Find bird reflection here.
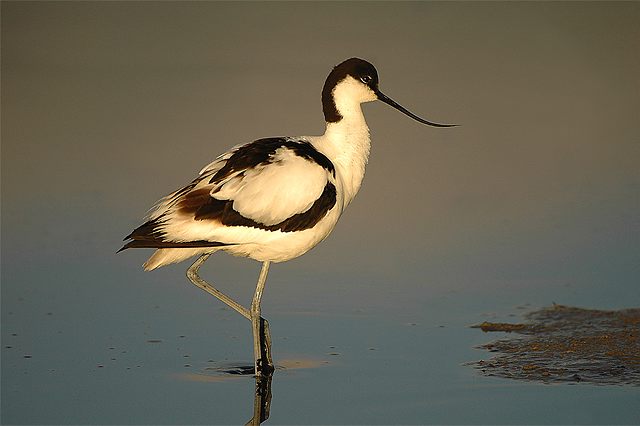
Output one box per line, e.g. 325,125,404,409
179,355,328,424
222,355,329,423
193,363,273,424
245,372,272,426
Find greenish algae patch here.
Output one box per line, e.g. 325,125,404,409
469,304,640,386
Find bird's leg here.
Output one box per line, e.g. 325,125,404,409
260,317,273,372
251,261,273,376
186,254,251,320
187,254,273,375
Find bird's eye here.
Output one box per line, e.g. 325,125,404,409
360,75,372,84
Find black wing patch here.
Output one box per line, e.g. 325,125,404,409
178,181,337,232
210,137,335,184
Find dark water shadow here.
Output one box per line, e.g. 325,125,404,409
468,304,640,386
215,364,257,376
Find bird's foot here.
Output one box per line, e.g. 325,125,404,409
256,358,275,377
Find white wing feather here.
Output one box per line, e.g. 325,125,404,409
213,147,329,225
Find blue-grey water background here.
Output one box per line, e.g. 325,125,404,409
2,2,639,424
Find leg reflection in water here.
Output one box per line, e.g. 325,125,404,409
246,372,272,426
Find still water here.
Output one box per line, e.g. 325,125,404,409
2,249,639,424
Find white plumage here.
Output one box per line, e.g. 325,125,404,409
220,148,330,225
139,136,344,269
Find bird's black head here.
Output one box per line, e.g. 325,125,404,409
322,58,379,122
322,57,456,127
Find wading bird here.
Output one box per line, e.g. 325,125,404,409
120,58,455,376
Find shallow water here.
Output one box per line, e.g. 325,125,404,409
3,266,640,424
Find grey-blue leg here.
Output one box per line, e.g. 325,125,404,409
186,254,273,375
251,261,273,375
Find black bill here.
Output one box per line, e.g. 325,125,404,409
376,90,457,128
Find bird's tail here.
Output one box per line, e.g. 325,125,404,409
142,248,220,271
119,217,230,270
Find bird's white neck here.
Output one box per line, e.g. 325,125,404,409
315,103,371,209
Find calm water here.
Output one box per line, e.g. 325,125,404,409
3,2,639,424
2,252,639,424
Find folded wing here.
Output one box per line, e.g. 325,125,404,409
120,137,337,251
